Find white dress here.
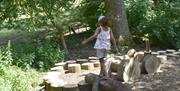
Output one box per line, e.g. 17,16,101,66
94,26,111,50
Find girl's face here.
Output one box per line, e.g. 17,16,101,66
99,18,108,26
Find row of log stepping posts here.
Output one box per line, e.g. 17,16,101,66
43,49,180,91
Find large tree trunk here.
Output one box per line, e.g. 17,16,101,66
51,20,68,54
105,0,130,39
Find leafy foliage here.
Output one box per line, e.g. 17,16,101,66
125,0,180,48
0,42,39,91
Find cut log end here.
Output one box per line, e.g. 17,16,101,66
68,64,81,73
63,84,79,91
144,54,161,74
127,49,136,57
81,62,94,70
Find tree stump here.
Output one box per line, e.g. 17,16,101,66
99,78,132,91
44,80,51,91
88,57,98,60
117,59,128,81
81,62,94,70
78,80,92,91
135,52,144,62
151,52,160,56
157,55,167,63
89,59,99,63
166,49,176,53
68,64,81,73
157,50,166,55
127,49,136,57
85,73,100,85
93,61,100,68
123,57,141,82
63,84,79,91
117,54,141,82
65,60,76,70
111,60,121,72
50,79,66,91
50,66,65,73
115,55,130,60
76,59,88,64
143,54,161,74
85,73,132,91
54,62,66,67
166,54,179,60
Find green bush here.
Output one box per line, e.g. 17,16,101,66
0,42,39,91
34,41,64,70
126,0,180,49
10,37,64,70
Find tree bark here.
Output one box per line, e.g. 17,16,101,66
105,0,130,40
85,73,132,91
51,20,68,54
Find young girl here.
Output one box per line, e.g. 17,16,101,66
81,16,117,77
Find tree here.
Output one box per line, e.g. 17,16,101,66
0,0,75,53
105,0,130,41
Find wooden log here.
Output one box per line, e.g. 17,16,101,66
111,60,120,72
88,57,98,60
50,79,66,91
127,49,136,57
99,78,132,91
93,61,100,68
123,56,141,82
144,54,161,74
66,60,77,64
64,60,76,70
115,55,130,60
134,52,144,62
68,64,81,73
166,54,179,59
157,50,166,55
105,57,114,77
89,59,99,63
85,73,100,85
173,51,180,55
117,59,128,81
117,53,141,82
85,73,131,91
78,80,92,91
54,62,66,67
157,55,167,63
76,59,88,64
44,80,51,91
63,84,79,91
81,62,94,70
151,52,160,56
50,66,65,73
43,71,61,81
166,49,176,53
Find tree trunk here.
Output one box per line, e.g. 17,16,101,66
105,0,130,39
51,20,68,54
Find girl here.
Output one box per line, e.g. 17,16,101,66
81,16,117,77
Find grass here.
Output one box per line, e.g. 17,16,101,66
0,28,65,91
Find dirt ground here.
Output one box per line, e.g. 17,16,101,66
68,43,180,91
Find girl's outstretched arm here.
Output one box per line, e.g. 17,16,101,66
81,27,100,45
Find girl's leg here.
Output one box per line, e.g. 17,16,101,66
99,58,108,77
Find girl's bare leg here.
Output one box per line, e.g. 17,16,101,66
99,58,108,77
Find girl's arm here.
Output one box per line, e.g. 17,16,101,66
110,29,118,50
81,27,100,45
